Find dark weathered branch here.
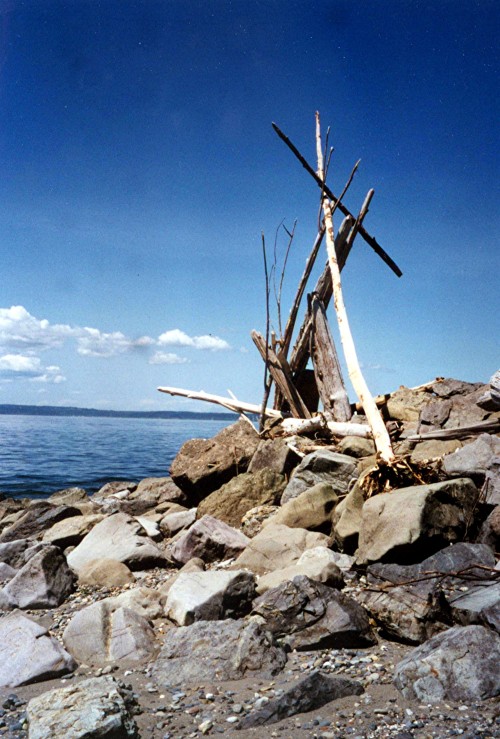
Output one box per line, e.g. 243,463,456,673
402,419,500,441
311,295,352,422
272,122,403,278
252,330,311,419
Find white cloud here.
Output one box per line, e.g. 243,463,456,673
149,351,189,365
77,328,154,357
0,354,66,383
0,306,75,352
158,328,230,351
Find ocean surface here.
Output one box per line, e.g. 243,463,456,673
0,414,231,499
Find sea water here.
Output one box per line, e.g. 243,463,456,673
0,415,230,499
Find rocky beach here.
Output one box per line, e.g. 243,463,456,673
0,377,499,738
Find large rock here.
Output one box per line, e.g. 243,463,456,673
0,545,75,609
48,487,90,506
232,524,330,576
196,469,286,527
264,482,338,532
67,512,167,573
108,587,163,621
170,420,260,503
356,478,480,565
0,538,32,568
0,611,76,687
152,618,286,685
448,581,500,629
0,501,82,543
165,569,256,625
42,514,104,549
121,477,186,515
477,505,500,551
281,450,357,505
332,473,369,553
160,507,197,536
63,601,158,666
385,385,432,422
253,575,376,651
238,670,364,728
26,676,139,739
443,434,500,505
248,437,300,475
170,514,249,565
394,625,500,703
256,546,344,594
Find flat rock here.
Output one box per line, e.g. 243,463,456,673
152,618,287,685
394,624,500,703
238,670,364,728
196,469,286,527
42,514,104,549
170,420,260,504
336,436,376,458
67,512,167,573
0,611,75,687
165,569,256,625
170,514,249,565
77,558,136,587
48,487,90,505
281,450,357,505
0,545,75,609
253,575,376,651
26,676,139,739
356,478,479,565
120,477,186,515
63,601,158,666
264,482,338,531
0,502,82,543
108,586,163,620
443,434,500,505
160,507,196,536
448,581,500,628
256,546,344,594
232,524,329,576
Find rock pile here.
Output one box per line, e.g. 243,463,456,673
0,377,499,738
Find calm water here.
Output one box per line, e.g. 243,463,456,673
0,415,230,499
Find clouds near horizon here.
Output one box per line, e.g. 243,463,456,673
0,305,231,387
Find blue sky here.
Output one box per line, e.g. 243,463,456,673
0,0,498,411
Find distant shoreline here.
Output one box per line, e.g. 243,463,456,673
0,404,236,421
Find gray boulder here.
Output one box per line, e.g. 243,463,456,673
63,601,158,666
170,514,249,565
67,512,167,573
233,524,329,576
0,611,75,687
152,618,287,685
253,575,376,651
281,450,357,505
477,506,500,551
26,676,139,739
196,469,286,527
448,581,500,629
356,478,479,565
248,437,301,475
264,482,339,532
170,420,260,503
165,569,256,625
160,507,197,536
443,434,500,505
0,545,75,609
42,513,104,549
394,624,500,703
238,670,363,729
0,539,32,568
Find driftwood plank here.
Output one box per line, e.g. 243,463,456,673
251,330,311,419
311,295,352,422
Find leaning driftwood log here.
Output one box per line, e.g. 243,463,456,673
315,111,395,464
403,419,500,441
310,294,352,422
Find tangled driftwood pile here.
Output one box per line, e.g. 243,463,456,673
158,114,499,481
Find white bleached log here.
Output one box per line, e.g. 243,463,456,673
157,386,282,418
281,416,371,438
315,111,395,464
